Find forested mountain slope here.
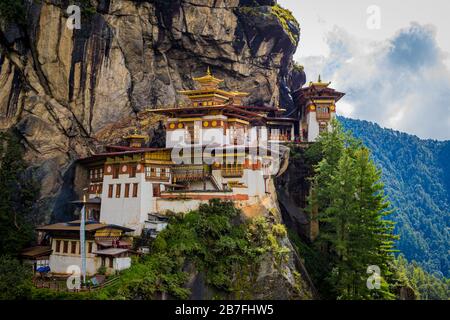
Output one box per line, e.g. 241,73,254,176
340,117,450,277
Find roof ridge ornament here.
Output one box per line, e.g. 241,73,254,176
309,74,331,87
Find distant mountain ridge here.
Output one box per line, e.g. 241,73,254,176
339,116,450,277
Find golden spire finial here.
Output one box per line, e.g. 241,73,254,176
207,66,211,76
318,74,322,83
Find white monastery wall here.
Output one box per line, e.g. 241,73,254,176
100,172,152,234
307,112,320,142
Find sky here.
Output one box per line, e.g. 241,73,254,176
278,0,450,140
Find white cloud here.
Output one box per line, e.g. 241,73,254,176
297,23,450,140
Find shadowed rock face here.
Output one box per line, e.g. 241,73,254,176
0,0,305,221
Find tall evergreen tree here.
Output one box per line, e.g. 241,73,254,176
0,132,38,256
309,120,397,299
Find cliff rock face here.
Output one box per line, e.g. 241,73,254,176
0,0,305,221
275,146,315,241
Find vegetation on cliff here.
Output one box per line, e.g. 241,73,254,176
270,4,300,45
0,255,33,300
0,132,38,256
0,0,25,25
392,254,449,300
237,3,300,45
0,133,38,300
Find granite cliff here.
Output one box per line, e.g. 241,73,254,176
0,0,305,222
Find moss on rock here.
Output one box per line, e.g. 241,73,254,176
270,4,300,45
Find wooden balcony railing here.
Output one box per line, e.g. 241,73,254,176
221,169,244,178
145,173,170,181
316,112,330,120
172,169,209,182
269,134,291,141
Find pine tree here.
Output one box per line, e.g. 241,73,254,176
310,120,397,299
0,132,38,256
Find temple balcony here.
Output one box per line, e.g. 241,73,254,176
171,168,210,182
145,173,170,181
157,190,249,202
145,167,171,181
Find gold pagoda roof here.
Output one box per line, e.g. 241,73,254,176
192,67,223,85
178,88,249,98
179,67,249,98
309,75,331,87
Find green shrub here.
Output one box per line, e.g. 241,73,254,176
0,0,26,25
97,266,106,275
0,256,33,300
270,4,300,44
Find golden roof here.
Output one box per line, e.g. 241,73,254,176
309,74,331,87
179,67,249,99
178,88,249,98
192,67,224,86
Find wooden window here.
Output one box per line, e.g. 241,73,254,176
132,183,138,197
124,183,130,198
129,165,136,178
108,184,113,198
116,184,121,198
63,241,69,254
88,242,93,254
109,257,114,268
153,184,161,197
55,240,61,253
160,167,166,178
112,165,120,179
71,241,77,254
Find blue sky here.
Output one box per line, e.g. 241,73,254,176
279,0,450,140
